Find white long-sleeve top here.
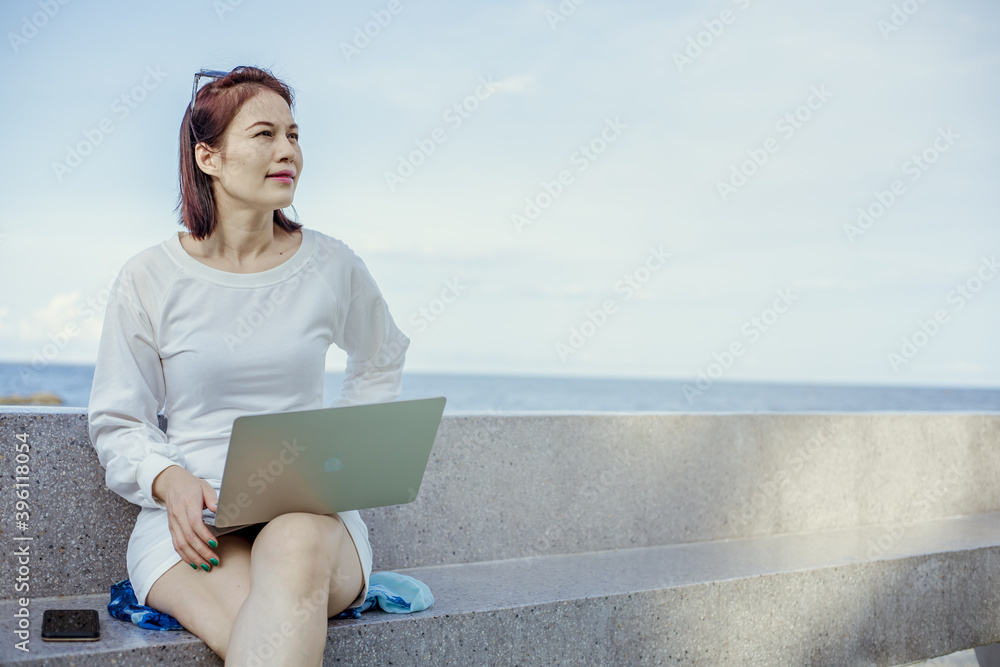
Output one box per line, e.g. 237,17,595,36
88,226,411,511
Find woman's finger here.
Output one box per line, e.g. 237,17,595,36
160,473,222,571
168,501,216,571
183,501,219,570
168,511,200,570
203,484,219,513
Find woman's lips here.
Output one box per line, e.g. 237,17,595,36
266,173,294,184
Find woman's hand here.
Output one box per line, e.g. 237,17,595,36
151,465,221,572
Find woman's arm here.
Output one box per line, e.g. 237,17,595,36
88,267,187,510
329,253,411,407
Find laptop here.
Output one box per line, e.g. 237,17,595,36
202,396,446,534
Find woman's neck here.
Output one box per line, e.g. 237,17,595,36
181,220,301,273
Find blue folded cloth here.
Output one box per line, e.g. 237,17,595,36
108,580,184,630
108,571,433,630
338,570,435,618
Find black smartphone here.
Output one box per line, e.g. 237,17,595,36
41,609,100,641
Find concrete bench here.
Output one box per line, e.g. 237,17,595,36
1,408,999,665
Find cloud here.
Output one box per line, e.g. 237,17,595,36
18,293,83,339
492,72,539,95
16,292,104,345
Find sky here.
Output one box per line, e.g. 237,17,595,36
0,0,998,388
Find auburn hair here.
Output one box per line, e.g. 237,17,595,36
176,66,303,240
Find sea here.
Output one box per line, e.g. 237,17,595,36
0,361,998,413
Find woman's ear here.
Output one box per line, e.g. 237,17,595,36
194,142,221,178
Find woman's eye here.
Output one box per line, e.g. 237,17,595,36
254,130,296,140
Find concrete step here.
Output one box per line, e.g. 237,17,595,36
897,649,981,666
3,408,999,600
3,512,1000,666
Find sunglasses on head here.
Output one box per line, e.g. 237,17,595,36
190,69,229,112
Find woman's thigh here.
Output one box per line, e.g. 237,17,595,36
145,534,254,647
148,514,364,634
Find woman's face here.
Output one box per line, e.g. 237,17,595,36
202,89,302,216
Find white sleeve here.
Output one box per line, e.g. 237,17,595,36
87,269,186,510
328,255,411,408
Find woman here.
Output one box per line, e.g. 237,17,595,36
88,66,411,665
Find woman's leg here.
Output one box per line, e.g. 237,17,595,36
145,533,254,659
224,512,364,667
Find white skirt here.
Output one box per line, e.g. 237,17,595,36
126,506,373,611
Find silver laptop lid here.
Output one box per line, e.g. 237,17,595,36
211,396,446,529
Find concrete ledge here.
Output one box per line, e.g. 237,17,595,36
3,409,1000,600
3,513,999,666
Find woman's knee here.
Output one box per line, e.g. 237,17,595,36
251,513,348,577
253,513,345,557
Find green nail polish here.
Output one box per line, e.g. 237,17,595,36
208,539,218,548
190,562,197,569
209,557,219,566
201,563,211,571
